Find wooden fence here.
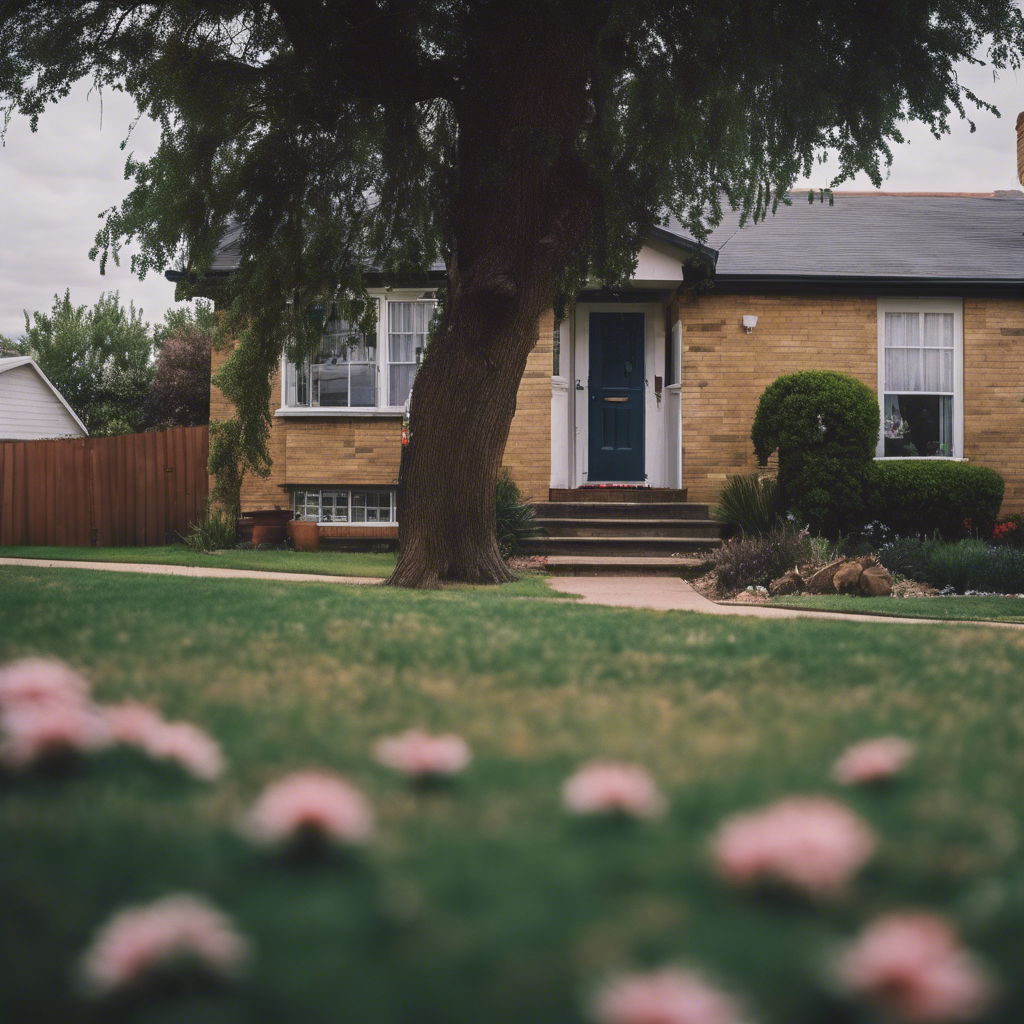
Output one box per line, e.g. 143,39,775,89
0,425,209,547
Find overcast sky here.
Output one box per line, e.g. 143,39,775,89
1,60,1021,341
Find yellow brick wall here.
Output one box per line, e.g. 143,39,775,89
963,299,1024,512
210,310,553,511
502,309,553,502
675,293,1024,514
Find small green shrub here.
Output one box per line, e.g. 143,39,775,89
863,461,1004,540
183,504,237,552
751,370,879,538
711,526,809,591
875,536,940,581
495,471,540,558
924,540,1024,593
712,474,781,537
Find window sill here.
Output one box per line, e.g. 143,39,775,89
275,407,404,418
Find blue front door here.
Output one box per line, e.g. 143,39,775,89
587,312,645,482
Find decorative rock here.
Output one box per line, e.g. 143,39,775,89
769,570,804,596
859,565,893,597
805,559,846,595
833,562,864,594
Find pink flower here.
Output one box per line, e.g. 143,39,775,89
711,797,876,897
372,729,471,779
1,702,111,770
0,657,91,712
139,720,225,780
79,894,248,995
562,761,666,819
245,771,375,846
103,702,166,746
835,913,995,1022
592,967,749,1024
833,737,916,785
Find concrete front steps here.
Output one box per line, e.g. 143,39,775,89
526,488,724,576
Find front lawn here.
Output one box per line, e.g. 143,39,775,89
771,593,1024,623
4,565,1024,1023
0,543,397,578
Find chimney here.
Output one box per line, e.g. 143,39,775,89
1018,111,1024,186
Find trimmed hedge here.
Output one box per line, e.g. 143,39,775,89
863,460,1004,540
751,371,879,537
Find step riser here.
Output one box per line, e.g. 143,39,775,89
525,538,720,557
536,521,722,539
549,488,688,503
536,503,712,521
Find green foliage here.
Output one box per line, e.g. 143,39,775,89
183,503,237,552
874,536,941,581
711,526,810,591
923,540,1024,594
495,470,540,558
146,305,213,428
10,290,153,436
2,1,1021,505
207,420,246,518
711,474,780,537
863,461,1004,540
751,371,879,537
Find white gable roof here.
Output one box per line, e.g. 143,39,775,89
0,356,88,439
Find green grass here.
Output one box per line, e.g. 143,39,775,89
3,565,1024,1023
0,543,397,578
771,593,1024,623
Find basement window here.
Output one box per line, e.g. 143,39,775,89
292,488,397,524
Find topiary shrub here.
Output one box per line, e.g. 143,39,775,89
751,371,879,538
863,461,1004,541
711,474,781,537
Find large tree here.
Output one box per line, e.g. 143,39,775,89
2,2,1021,586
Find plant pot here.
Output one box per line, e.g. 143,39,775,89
252,524,288,547
288,520,321,552
237,508,293,544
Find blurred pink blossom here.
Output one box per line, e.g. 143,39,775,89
80,893,248,995
833,736,916,785
103,702,166,746
1,702,111,769
372,729,471,778
140,720,225,780
592,967,749,1024
711,796,876,897
835,913,995,1022
0,658,91,711
562,761,666,819
245,771,375,846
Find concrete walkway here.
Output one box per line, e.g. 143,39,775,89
0,557,382,586
548,575,1024,629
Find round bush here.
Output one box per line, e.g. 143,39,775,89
751,371,879,537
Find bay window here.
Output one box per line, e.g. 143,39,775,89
876,299,962,459
280,293,436,414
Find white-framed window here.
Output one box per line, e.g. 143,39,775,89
292,488,397,524
876,298,963,459
280,292,436,415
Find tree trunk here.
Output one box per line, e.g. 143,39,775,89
387,34,594,589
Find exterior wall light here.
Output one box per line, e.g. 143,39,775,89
742,315,758,333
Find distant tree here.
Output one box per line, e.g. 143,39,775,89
146,302,215,428
11,291,153,436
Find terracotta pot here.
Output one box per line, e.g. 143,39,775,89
288,520,321,552
252,524,287,547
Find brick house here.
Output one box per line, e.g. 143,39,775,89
191,120,1024,559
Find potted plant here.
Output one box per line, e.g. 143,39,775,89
288,517,320,552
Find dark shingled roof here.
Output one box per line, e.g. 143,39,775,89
180,191,1024,287
663,191,1024,283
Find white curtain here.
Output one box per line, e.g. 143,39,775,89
884,312,954,393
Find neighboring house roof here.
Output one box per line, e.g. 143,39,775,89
663,190,1024,293
172,190,1024,294
0,356,88,440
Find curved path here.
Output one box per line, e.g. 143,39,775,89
2,558,1021,629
